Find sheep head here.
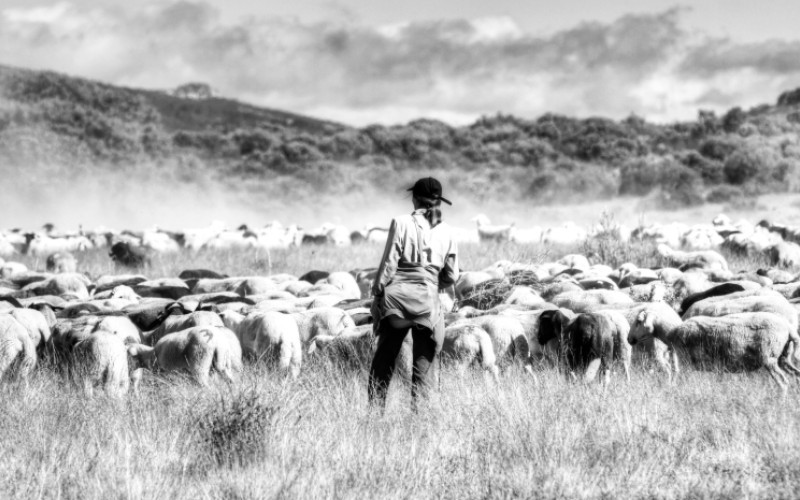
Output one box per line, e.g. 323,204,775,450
537,309,570,346
629,310,655,345
128,344,156,371
218,310,244,332
471,214,491,227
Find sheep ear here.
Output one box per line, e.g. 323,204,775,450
636,311,647,324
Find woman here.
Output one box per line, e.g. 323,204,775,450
368,177,459,408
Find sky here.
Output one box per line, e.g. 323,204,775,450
1,0,800,126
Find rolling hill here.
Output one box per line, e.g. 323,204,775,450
2,63,800,212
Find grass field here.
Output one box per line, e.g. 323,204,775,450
2,240,797,499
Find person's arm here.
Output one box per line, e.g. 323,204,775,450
372,219,401,297
438,239,459,289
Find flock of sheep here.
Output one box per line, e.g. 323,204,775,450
2,212,800,397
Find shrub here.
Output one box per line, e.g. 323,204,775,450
195,388,279,468
680,151,724,184
778,87,800,106
699,137,738,161
722,107,746,133
723,147,779,185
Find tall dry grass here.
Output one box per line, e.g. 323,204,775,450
2,240,795,499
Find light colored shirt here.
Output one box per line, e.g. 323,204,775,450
372,209,459,297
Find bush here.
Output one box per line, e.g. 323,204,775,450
195,388,279,468
699,137,738,161
722,107,746,133
680,151,724,184
723,147,779,185
778,87,800,106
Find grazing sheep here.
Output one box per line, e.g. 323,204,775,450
551,290,634,313
657,244,729,272
765,242,800,268
318,272,360,300
449,314,529,371
1,261,28,278
219,310,302,377
308,325,413,381
308,325,375,371
22,273,91,300
441,323,500,380
145,310,224,346
454,265,505,300
503,286,545,308
128,326,243,386
471,214,513,243
678,282,749,315
540,280,583,301
681,291,798,337
5,308,51,349
629,311,800,391
72,331,130,397
537,310,629,384
91,315,142,345
46,252,77,273
0,315,36,382
615,264,659,288
290,307,356,343
590,302,681,380
109,241,150,268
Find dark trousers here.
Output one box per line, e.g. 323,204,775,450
368,323,437,408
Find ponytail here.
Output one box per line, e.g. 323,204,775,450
425,207,442,228
414,195,442,228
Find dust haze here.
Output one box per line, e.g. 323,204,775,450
0,161,537,232
5,160,798,233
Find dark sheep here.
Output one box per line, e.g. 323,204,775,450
109,242,150,268
538,310,625,383
178,269,229,280
299,270,330,284
679,282,747,316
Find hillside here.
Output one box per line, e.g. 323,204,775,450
2,63,800,213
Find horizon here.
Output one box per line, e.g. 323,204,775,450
2,1,800,127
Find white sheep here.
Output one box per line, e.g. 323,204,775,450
629,311,800,392
128,326,243,387
551,289,634,312
441,323,500,380
290,307,356,343
657,244,729,272
91,315,142,345
5,308,51,349
72,331,130,397
146,310,224,345
220,310,302,378
449,314,529,371
471,214,513,243
0,315,36,382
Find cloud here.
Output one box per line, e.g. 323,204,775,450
1,2,799,126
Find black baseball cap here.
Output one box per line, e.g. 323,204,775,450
407,177,452,205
